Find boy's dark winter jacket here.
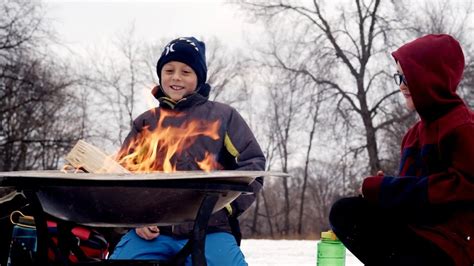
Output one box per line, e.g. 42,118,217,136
119,84,266,237
362,34,474,265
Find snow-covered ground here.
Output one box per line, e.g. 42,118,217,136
241,239,363,266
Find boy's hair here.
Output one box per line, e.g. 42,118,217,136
156,37,207,86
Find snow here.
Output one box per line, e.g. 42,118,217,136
241,239,363,266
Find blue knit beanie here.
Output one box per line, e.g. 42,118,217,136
156,37,207,87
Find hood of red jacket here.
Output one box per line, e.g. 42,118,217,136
392,34,465,121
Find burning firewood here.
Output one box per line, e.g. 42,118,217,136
65,140,130,174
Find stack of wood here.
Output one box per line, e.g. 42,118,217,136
65,140,130,174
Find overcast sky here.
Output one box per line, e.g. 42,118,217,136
44,0,260,56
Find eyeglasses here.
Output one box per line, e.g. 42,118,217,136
393,73,407,86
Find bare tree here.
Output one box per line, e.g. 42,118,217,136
0,51,86,171
86,25,150,147
0,0,49,61
400,0,474,107
238,0,407,176
205,38,249,105
0,0,86,172
297,84,325,235
232,75,299,236
307,159,347,232
241,106,279,237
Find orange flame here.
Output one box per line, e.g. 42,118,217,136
196,152,223,172
117,109,222,173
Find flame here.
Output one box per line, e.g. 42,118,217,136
196,152,223,172
117,109,222,173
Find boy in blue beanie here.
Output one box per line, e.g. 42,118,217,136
109,37,266,266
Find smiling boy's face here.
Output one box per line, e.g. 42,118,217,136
397,61,415,111
161,61,198,101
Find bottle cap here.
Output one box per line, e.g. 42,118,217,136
10,210,36,228
321,230,338,240
18,215,35,226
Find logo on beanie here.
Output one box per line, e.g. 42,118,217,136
164,37,200,56
157,36,207,86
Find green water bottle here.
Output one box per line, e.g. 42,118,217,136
317,230,345,266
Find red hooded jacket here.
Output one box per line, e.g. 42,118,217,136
362,34,474,265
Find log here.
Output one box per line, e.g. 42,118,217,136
65,140,130,174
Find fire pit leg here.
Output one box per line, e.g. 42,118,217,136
191,193,219,266
22,190,54,266
170,193,219,266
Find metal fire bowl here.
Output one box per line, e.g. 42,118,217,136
0,171,286,227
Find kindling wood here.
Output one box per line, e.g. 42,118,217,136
65,140,129,174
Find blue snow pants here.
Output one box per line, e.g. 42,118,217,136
109,230,247,266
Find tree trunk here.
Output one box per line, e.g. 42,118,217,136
261,190,274,238
250,193,260,235
297,108,318,235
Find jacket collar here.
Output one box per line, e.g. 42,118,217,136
152,84,211,110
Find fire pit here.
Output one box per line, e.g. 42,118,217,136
0,170,288,266
0,170,263,227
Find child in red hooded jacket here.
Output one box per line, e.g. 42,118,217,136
329,34,474,266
